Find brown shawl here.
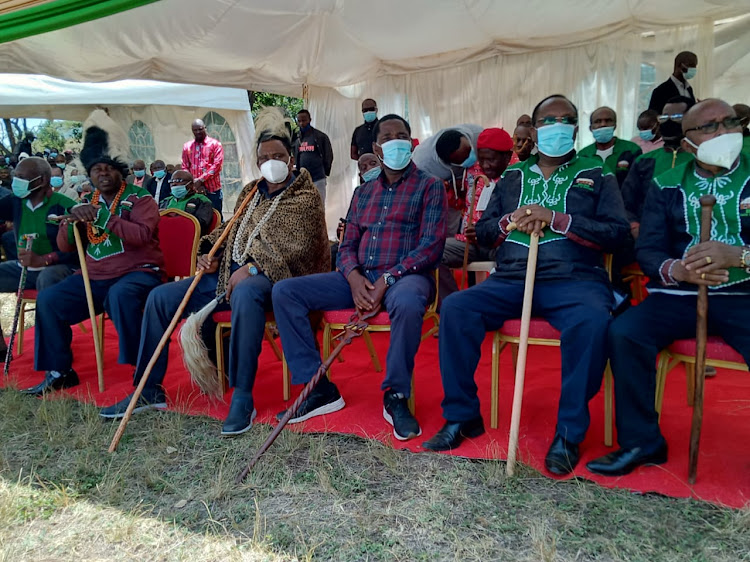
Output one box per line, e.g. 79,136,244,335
199,169,329,295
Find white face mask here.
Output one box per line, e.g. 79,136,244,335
260,157,290,184
685,132,743,170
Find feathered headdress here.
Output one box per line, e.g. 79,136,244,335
80,109,130,177
252,107,294,170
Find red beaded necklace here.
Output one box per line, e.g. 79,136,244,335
87,181,126,244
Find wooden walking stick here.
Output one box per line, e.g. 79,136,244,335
4,234,37,377
506,226,541,477
688,194,716,484
461,175,489,290
108,186,258,453
236,308,379,483
72,224,106,392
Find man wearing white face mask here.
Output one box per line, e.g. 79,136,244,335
649,51,698,113
273,114,447,442
579,106,642,187
100,108,329,436
424,96,629,476
588,99,750,477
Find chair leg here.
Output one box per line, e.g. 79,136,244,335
16,301,25,355
282,354,291,401
654,351,671,422
215,324,227,394
603,363,613,447
510,343,519,376
363,331,382,372
685,362,696,407
420,312,439,341
490,335,507,430
265,323,283,362
408,377,415,415
322,323,333,379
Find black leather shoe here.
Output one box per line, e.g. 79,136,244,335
422,417,485,451
545,434,580,475
21,369,79,397
221,394,257,436
586,442,668,476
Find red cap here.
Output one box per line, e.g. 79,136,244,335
477,128,513,152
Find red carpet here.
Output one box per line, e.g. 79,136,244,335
5,318,750,509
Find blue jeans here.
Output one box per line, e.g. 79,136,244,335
206,190,223,214
35,270,162,371
272,271,432,397
135,271,273,397
439,276,613,444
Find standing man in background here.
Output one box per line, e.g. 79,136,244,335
182,119,224,213
294,109,333,205
351,98,379,160
648,51,698,112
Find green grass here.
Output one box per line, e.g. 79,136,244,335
0,390,748,561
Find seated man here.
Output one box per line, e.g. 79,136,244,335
438,127,514,304
631,109,664,154
145,160,172,204
511,125,534,165
587,99,749,476
578,106,642,187
21,118,165,396
273,114,447,441
423,95,629,476
0,157,77,354
100,109,329,436
50,164,79,200
159,169,214,235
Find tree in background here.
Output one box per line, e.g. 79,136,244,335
0,119,82,156
249,91,303,122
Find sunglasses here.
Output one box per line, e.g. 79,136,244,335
657,114,683,123
684,117,743,135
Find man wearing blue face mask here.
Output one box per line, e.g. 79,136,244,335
126,159,151,189
424,95,629,476
578,106,642,187
50,166,79,201
274,114,447,442
144,160,171,204
351,98,379,160
649,51,698,113
159,170,213,235
631,110,664,154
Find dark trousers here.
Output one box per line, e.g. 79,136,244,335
272,271,432,397
608,292,750,449
35,271,162,371
206,190,223,214
0,261,74,292
136,272,272,397
439,277,613,444
2,231,17,261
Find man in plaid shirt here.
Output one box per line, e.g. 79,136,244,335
182,119,224,213
273,114,447,441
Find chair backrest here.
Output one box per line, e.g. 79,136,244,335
210,208,222,233
158,209,200,279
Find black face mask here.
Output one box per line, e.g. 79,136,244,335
659,120,683,143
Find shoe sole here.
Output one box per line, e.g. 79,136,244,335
383,406,422,441
221,409,258,436
286,396,346,424
99,402,167,419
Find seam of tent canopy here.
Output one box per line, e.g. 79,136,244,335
0,0,161,44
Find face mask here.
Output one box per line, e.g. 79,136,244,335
134,169,146,178
685,132,743,170
4,157,9,164
461,147,477,168
377,139,412,171
70,175,83,184
56,163,66,170
171,184,188,199
50,152,58,158
639,129,656,141
536,123,576,157
362,166,381,182
660,120,682,141
154,169,166,179
592,126,615,144
50,177,64,188
363,111,377,123
260,157,290,183
12,175,41,198
684,67,697,80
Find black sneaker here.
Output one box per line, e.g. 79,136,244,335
383,390,421,441
277,377,345,423
221,391,257,436
99,388,167,419
21,369,80,397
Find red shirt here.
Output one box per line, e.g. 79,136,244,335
182,136,224,193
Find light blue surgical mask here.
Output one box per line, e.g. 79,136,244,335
377,139,412,171
154,169,167,179
134,169,146,178
70,175,83,184
171,185,188,199
639,129,656,142
50,152,58,158
362,166,381,182
363,111,377,123
50,176,64,188
12,175,41,198
461,147,477,168
592,126,615,144
684,67,697,80
56,162,66,170
4,157,9,164
536,123,576,158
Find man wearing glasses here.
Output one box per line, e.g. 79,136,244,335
588,99,749,476
423,95,629,477
622,96,695,237
159,170,214,235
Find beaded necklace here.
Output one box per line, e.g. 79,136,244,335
231,190,283,265
87,181,126,245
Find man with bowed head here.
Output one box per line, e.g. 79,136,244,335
273,114,447,442
423,95,629,477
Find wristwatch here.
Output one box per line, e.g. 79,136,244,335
248,264,259,276
383,272,396,287
741,247,750,273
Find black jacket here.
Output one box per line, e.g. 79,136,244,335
648,77,695,112
294,127,333,182
144,173,173,204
